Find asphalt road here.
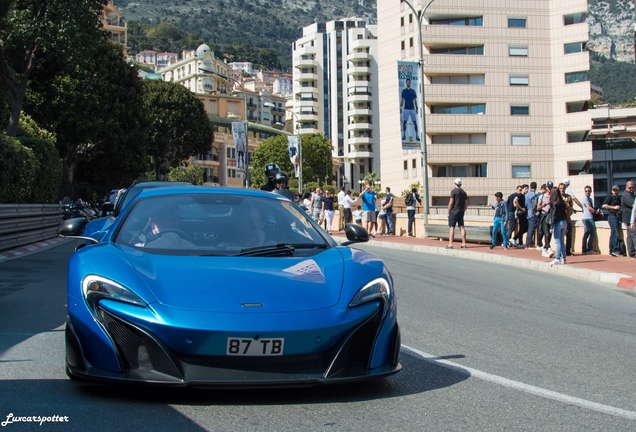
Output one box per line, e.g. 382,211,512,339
0,241,635,431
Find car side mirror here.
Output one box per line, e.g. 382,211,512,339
340,223,370,246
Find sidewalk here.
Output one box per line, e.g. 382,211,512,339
332,231,636,292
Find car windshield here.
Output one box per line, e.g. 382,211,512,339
115,193,329,256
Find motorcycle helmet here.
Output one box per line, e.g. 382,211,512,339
274,171,289,187
264,162,280,181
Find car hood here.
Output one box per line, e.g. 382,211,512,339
122,247,346,313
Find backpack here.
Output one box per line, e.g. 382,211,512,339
531,193,542,218
405,193,414,206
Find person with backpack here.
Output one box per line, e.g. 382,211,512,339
405,187,421,237
525,182,538,248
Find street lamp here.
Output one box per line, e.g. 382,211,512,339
404,0,437,225
199,67,249,187
265,102,303,192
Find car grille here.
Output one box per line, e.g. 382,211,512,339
99,309,153,370
98,308,182,379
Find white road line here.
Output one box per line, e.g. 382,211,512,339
403,345,636,421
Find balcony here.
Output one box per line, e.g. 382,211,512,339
348,136,373,145
349,108,372,116
295,56,318,68
297,71,319,82
348,68,371,78
348,79,371,89
347,150,373,159
349,122,372,131
299,110,319,122
347,51,370,62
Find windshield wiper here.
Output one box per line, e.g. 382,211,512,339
235,243,296,257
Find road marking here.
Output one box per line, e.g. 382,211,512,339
403,345,636,421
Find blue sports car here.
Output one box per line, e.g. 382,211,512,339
59,186,401,387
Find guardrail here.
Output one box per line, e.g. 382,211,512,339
0,204,64,252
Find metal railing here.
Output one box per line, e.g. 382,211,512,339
0,204,63,252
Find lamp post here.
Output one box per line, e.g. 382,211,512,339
265,102,302,192
199,67,249,187
404,0,436,225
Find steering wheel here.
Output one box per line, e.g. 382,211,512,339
158,228,193,242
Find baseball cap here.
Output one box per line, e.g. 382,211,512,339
563,178,570,185
612,185,620,191
454,178,462,186
546,181,554,187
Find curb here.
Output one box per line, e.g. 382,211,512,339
0,237,70,262
358,238,635,291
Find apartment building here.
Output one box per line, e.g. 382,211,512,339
158,44,287,187
100,1,126,51
292,18,380,190
377,0,592,206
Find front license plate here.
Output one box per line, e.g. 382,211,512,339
226,338,284,356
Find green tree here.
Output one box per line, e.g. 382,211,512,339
25,39,147,198
251,133,333,191
142,80,214,180
0,0,107,138
302,134,333,186
168,160,204,185
251,135,296,189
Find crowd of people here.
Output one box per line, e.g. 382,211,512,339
457,177,636,266
258,163,636,264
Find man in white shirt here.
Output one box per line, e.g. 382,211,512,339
337,187,346,231
341,190,357,225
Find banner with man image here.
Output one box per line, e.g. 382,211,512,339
398,61,421,150
287,136,299,177
232,122,247,171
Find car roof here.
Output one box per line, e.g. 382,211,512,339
135,185,282,200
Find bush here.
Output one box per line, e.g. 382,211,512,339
0,135,37,203
17,136,63,203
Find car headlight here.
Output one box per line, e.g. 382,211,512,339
82,275,147,313
349,277,392,319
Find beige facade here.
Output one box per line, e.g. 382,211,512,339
377,0,592,205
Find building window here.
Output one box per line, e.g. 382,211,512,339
510,75,529,86
432,133,486,144
430,46,484,55
429,16,483,26
511,105,529,115
431,104,485,114
565,71,588,84
431,74,485,84
512,165,531,178
511,134,531,146
508,17,527,28
564,42,587,54
433,164,487,178
564,12,586,26
509,46,528,57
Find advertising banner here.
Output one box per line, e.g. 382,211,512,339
232,122,247,171
398,61,421,150
287,135,299,177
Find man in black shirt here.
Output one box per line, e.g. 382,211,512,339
446,178,469,249
602,185,623,256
